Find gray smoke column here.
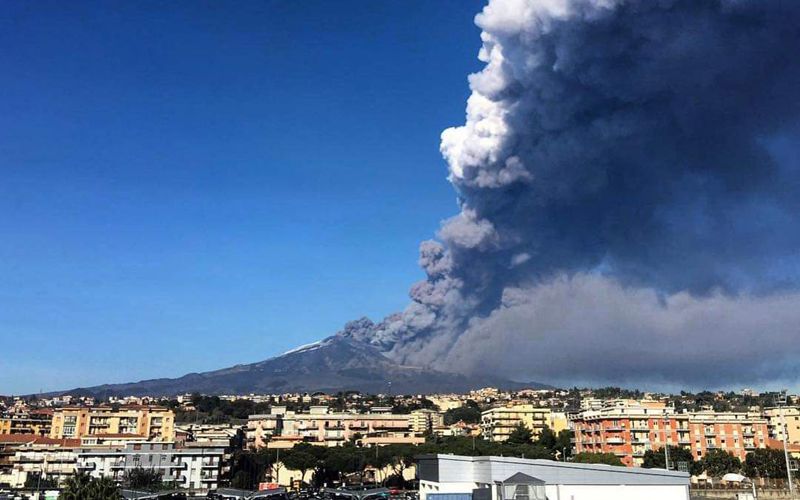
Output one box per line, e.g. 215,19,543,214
341,0,800,388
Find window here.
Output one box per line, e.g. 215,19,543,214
513,485,529,500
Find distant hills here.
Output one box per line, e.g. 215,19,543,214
49,335,549,397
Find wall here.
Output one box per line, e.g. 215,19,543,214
551,484,689,500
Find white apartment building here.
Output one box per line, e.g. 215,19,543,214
77,441,226,492
0,436,80,489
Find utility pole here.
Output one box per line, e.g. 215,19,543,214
779,391,795,497
663,416,671,471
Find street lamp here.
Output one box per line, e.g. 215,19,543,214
778,390,795,497
663,414,671,471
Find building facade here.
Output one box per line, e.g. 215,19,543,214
0,435,80,489
247,406,424,449
571,401,768,467
417,454,690,500
77,441,225,492
763,407,800,444
410,410,445,434
480,405,552,442
0,411,52,437
50,406,175,441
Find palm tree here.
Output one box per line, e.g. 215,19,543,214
60,473,121,500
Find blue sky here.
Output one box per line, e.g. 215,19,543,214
0,0,485,394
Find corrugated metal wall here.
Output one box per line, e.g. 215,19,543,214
426,493,472,500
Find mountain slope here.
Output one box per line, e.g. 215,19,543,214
55,336,548,397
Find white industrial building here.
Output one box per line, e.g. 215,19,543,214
417,454,690,500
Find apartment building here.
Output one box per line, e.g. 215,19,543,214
50,405,175,441
427,395,466,412
480,404,552,442
0,434,80,489
77,441,225,491
0,410,52,436
409,409,444,434
247,406,424,449
763,407,800,444
571,401,768,467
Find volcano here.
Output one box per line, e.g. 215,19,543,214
54,334,548,397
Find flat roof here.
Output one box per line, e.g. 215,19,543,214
417,454,689,486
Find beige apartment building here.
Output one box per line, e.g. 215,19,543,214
480,404,553,441
426,396,465,412
571,400,769,467
247,406,424,449
0,410,52,437
409,409,444,434
763,407,800,444
50,406,175,441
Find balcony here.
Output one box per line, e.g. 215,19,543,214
606,438,625,444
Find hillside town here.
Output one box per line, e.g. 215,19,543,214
0,387,798,498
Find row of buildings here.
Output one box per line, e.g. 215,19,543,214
0,405,175,441
570,399,800,466
0,405,234,492
2,393,800,493
0,436,227,491
246,405,440,449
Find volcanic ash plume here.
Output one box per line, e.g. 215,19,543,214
340,0,800,388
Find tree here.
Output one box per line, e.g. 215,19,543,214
60,473,121,500
24,472,58,490
506,423,534,445
368,446,393,484
443,406,482,425
386,444,416,488
324,444,363,482
535,426,557,451
230,470,251,489
282,448,319,484
572,452,624,466
642,446,696,473
743,448,787,479
122,467,163,491
555,430,574,461
698,449,741,478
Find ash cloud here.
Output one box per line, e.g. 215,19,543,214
340,0,800,388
